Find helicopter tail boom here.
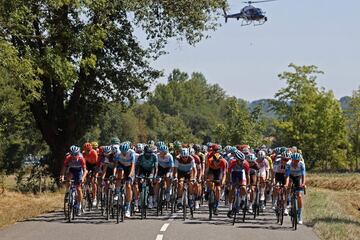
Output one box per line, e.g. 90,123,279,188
223,8,228,23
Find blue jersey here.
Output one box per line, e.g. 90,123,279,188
114,149,136,167
157,153,174,168
285,161,306,177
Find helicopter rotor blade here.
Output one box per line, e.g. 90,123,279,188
243,0,277,4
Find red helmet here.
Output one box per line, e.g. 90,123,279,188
83,142,93,151
212,144,220,152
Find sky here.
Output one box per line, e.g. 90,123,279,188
148,0,360,101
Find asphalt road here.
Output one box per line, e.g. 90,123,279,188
0,203,319,240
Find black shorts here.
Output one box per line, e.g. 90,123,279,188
117,163,131,181
178,170,191,180
105,166,114,179
249,168,257,176
207,168,221,181
138,167,153,177
158,166,172,177
290,175,302,190
275,172,286,185
86,162,97,173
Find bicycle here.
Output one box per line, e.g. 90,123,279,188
289,183,306,230
207,179,221,220
274,183,286,225
63,180,78,223
231,184,248,225
137,175,152,220
156,177,165,216
170,178,178,214
181,179,195,220
83,171,95,212
252,181,260,219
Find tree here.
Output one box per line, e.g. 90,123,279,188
347,87,360,170
272,64,348,170
0,0,226,177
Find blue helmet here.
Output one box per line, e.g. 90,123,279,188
247,153,257,163
156,141,165,147
282,151,292,159
180,148,190,157
234,150,245,161
119,142,130,153
291,153,302,161
229,146,237,154
70,145,80,156
274,147,282,154
103,146,112,154
159,144,168,153
112,145,120,154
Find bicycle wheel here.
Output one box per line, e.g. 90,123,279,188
63,192,69,220
208,190,214,220
116,195,120,224
232,192,239,225
120,192,125,222
140,186,147,219
182,187,188,221
106,188,111,220
291,194,297,230
242,196,247,223
67,192,73,223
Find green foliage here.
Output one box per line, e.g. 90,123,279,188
272,64,348,170
346,87,360,170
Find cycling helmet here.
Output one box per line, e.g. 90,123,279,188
247,153,257,163
180,148,190,157
119,142,130,153
144,145,153,154
267,148,273,155
156,141,165,147
112,145,120,154
242,147,250,154
274,147,282,154
291,153,302,161
258,150,266,159
159,144,168,153
70,145,80,156
212,144,220,152
193,144,201,152
136,143,144,153
103,146,112,154
280,147,288,154
229,146,237,154
83,142,92,151
201,145,208,153
189,148,195,155
224,145,232,153
91,141,99,149
111,137,120,145
282,151,292,159
148,140,155,146
234,150,245,161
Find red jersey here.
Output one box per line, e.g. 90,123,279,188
64,154,86,169
207,155,227,170
228,160,250,175
83,149,98,165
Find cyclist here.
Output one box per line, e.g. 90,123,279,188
205,144,227,215
174,148,197,209
113,142,136,218
259,150,273,204
255,150,269,211
227,150,250,218
284,153,306,224
82,142,99,207
272,150,291,215
135,145,158,212
246,153,259,214
154,144,174,208
91,141,99,154
190,147,203,209
60,145,87,216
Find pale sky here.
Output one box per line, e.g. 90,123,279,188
149,0,360,101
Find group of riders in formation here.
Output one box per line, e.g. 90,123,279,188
60,138,306,224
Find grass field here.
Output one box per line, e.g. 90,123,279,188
304,173,360,240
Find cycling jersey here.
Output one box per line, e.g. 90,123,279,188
228,160,250,174
114,149,136,167
256,158,269,177
157,153,174,168
138,153,158,171
175,156,196,173
64,154,86,169
273,158,290,174
83,150,97,164
192,154,201,169
207,155,227,171
285,161,306,177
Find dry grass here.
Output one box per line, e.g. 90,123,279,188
304,188,360,240
307,173,360,192
0,190,63,229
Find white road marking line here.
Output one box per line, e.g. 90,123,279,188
155,234,163,240
160,223,170,232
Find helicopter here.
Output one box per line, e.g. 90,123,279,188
223,0,276,26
